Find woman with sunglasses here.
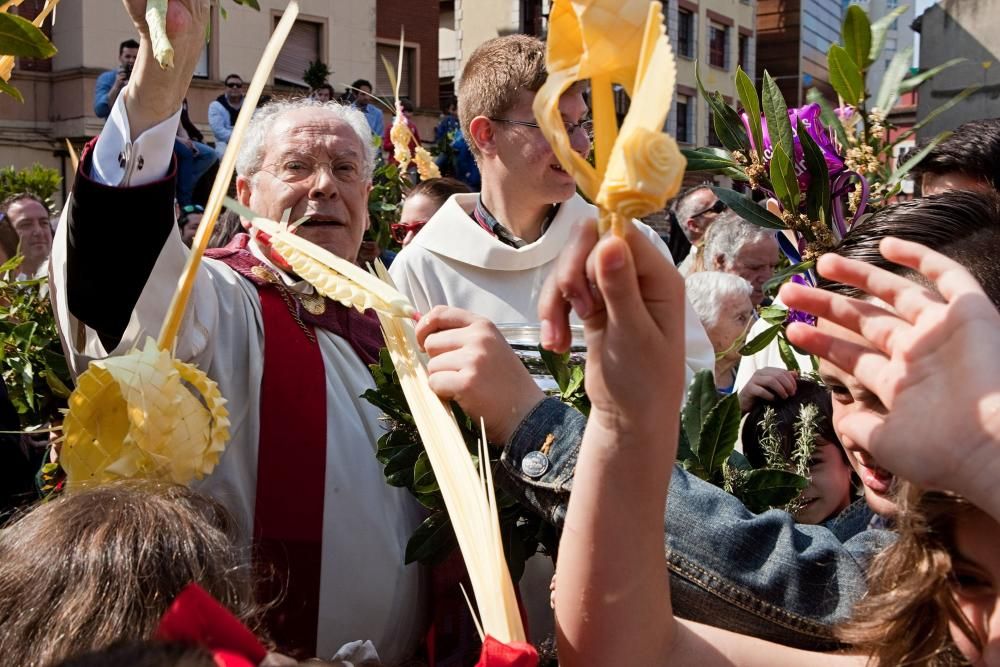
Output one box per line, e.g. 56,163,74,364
391,177,472,247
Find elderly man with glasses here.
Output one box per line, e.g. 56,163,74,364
48,2,426,662
665,185,728,268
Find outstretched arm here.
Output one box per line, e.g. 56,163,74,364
120,0,210,139
548,222,684,665
547,222,863,666
53,1,216,365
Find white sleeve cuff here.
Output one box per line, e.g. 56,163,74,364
92,90,181,188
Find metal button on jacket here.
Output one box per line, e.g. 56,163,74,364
521,450,550,478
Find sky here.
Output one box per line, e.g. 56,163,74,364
912,0,938,66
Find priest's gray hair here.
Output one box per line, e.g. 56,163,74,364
235,98,377,180
685,271,753,329
701,210,776,268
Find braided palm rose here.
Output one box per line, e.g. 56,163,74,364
598,128,685,221
414,145,441,180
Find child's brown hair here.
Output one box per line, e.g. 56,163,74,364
0,481,260,666
837,484,981,665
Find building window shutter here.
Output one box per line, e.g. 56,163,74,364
275,19,320,88
375,43,415,100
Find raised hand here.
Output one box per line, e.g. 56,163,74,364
121,0,211,137
539,219,687,440
780,238,1000,520
547,223,687,666
738,367,798,413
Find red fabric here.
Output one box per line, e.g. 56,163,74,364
155,583,267,667
206,235,385,365
425,551,481,666
476,636,539,667
253,287,327,657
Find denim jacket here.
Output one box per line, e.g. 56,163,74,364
500,398,896,650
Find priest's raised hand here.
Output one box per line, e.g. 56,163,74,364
121,0,210,138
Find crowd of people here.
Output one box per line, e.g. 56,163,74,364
1,1,1000,665
88,38,478,237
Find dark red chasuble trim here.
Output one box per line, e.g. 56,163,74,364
254,287,327,657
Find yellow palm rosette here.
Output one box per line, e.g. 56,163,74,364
414,145,441,180
532,0,686,236
390,113,415,167
61,338,229,486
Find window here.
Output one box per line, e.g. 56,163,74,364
613,83,631,123
738,32,751,71
194,42,209,78
676,94,693,143
677,9,695,58
520,0,547,36
274,18,322,88
193,5,216,78
709,23,728,69
708,111,721,147
376,43,416,100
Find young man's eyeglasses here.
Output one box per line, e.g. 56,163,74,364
490,117,594,138
390,220,428,244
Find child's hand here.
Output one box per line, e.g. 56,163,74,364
738,368,798,413
539,220,687,442
781,238,1000,518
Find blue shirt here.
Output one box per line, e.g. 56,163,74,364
361,103,384,138
94,69,117,119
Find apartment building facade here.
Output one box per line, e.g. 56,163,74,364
664,0,757,150
438,0,548,109
756,0,841,108
440,0,755,152
914,0,1000,140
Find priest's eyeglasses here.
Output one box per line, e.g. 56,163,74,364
258,155,364,185
490,117,594,139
